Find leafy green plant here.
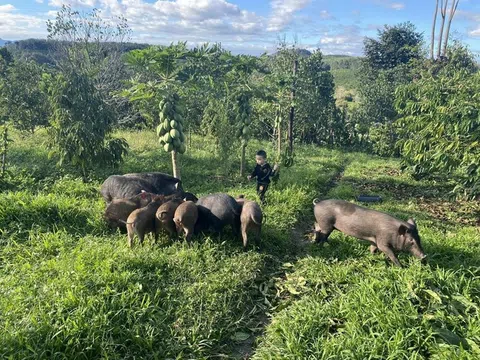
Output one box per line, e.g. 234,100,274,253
395,51,480,199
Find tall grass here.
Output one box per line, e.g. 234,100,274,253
1,129,479,359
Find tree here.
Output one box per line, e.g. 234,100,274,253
123,43,213,179
356,23,423,155
395,46,479,199
430,0,439,60
442,0,460,57
431,1,461,60
363,22,423,71
295,50,337,145
44,71,128,180
44,5,130,178
1,60,49,133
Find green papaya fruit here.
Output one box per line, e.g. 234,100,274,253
170,129,180,139
174,113,183,123
170,120,178,129
178,143,186,154
163,119,171,131
164,143,173,152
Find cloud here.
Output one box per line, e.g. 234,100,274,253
0,10,46,40
368,0,405,10
48,0,97,7
35,0,45,4
267,0,312,32
320,10,335,20
470,27,480,37
390,2,405,10
316,25,365,55
0,4,16,12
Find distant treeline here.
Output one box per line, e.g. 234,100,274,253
6,39,149,66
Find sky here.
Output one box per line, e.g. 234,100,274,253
0,0,479,56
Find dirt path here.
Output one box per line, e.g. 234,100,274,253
228,160,350,359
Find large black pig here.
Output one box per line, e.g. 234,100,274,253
195,193,241,235
100,172,183,204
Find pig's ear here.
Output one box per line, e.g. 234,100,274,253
398,225,409,235
407,218,417,228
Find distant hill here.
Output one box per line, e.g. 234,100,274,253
323,55,362,91
6,38,149,65
0,38,11,47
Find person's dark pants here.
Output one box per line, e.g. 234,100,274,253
256,183,269,204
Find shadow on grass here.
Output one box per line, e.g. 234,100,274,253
303,229,480,275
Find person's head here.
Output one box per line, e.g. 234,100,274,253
255,150,267,165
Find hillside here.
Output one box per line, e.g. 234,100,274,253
6,38,149,65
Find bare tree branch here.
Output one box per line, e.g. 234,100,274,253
442,0,460,57
436,0,449,59
431,0,439,60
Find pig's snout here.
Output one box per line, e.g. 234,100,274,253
412,248,427,262
419,254,427,263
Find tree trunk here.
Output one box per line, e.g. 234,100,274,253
437,0,448,59
189,126,192,149
442,0,460,57
1,128,6,177
431,0,439,60
240,140,246,177
288,59,298,154
277,118,281,161
171,150,181,180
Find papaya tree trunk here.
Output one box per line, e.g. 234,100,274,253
171,150,181,180
240,140,246,177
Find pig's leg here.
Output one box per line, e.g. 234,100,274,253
138,232,145,246
378,244,402,267
254,225,261,247
127,225,134,248
185,228,193,242
369,244,378,254
233,217,241,238
315,229,332,244
241,222,248,249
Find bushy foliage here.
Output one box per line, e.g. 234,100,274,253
395,46,480,199
44,71,128,179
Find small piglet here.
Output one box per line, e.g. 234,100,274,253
103,191,155,230
124,195,166,247
155,199,184,238
312,199,426,267
236,196,263,248
173,201,198,241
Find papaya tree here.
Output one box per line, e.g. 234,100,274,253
124,43,215,179
224,54,260,176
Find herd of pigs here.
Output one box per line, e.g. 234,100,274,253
101,172,427,267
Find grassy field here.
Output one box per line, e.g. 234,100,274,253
1,129,479,359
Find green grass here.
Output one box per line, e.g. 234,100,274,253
1,129,479,359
